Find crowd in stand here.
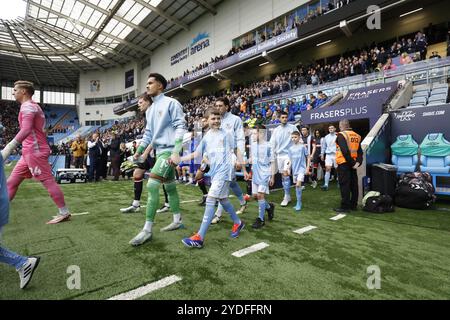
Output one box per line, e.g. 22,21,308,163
0,101,19,152
0,28,435,160
246,31,431,99
179,30,434,131
170,21,433,93
169,0,354,86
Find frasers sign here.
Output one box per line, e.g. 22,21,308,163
302,103,383,127
300,82,397,127
346,86,393,101
339,83,396,108
187,64,216,81
170,32,210,66
308,106,369,121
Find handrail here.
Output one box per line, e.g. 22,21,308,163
252,57,450,106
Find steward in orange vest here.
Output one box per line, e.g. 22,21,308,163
334,120,363,213
336,130,362,166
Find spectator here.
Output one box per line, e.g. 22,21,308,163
71,135,87,169
383,57,397,71
429,51,441,59
109,132,121,181
399,52,413,65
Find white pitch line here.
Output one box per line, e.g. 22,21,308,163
107,275,182,300
52,212,89,218
293,226,317,235
330,214,346,221
72,212,90,216
180,200,198,204
232,242,269,258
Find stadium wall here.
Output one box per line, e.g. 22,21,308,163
78,61,139,124
78,0,449,119
170,0,449,100
147,0,309,86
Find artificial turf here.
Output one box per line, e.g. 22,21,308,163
1,164,450,300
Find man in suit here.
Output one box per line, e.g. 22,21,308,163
88,133,102,182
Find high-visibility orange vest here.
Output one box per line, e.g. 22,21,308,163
336,130,361,165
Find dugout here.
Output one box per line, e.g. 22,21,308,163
364,104,450,196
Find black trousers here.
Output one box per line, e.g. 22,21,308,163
110,154,121,180
74,156,84,169
337,163,358,209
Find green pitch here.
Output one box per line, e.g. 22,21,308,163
1,164,450,300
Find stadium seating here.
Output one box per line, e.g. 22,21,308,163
427,94,447,105
409,83,449,108
44,106,71,128
419,133,450,174
409,96,428,107
391,135,419,173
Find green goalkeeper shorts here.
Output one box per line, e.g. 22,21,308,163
150,151,175,181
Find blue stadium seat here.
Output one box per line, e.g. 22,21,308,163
412,91,429,99
420,155,450,174
419,133,450,175
427,94,447,105
392,154,419,173
432,83,448,90
391,135,419,173
409,96,427,107
431,87,448,95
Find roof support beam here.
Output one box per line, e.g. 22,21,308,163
28,0,153,55
23,18,136,62
9,21,73,87
2,20,41,85
133,0,189,31
25,20,119,67
29,25,106,70
69,0,169,44
191,0,217,15
18,22,85,73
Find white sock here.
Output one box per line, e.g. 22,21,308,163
143,221,153,233
59,206,69,215
173,213,182,224
215,207,223,218
132,200,140,207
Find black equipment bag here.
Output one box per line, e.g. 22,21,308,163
363,195,395,213
395,172,436,209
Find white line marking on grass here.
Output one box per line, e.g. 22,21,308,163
330,214,346,221
72,212,90,216
180,200,198,204
142,199,198,207
52,212,90,218
232,242,269,258
293,226,317,235
107,275,182,300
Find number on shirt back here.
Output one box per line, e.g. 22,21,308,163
29,166,42,177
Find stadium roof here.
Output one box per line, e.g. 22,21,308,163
0,0,221,88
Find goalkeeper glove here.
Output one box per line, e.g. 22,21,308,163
1,139,19,161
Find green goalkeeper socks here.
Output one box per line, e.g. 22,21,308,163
145,178,161,222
